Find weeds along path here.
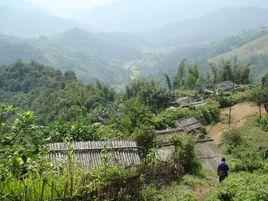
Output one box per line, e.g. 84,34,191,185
207,102,267,145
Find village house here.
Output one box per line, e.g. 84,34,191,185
47,140,141,170
171,96,192,108
204,80,240,95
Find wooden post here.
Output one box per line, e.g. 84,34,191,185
228,106,232,127
40,178,46,201
50,181,54,200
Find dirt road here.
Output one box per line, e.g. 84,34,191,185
208,102,267,145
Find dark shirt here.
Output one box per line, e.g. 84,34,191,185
218,162,229,176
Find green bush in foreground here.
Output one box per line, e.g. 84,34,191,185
223,129,265,172
205,172,268,201
257,116,268,131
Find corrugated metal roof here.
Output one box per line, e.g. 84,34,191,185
47,141,141,170
174,117,202,132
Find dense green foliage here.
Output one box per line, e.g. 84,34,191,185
257,116,268,131
206,172,268,201
223,129,265,172
0,61,117,123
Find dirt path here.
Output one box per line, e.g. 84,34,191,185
208,102,266,145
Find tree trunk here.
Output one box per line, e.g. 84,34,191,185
265,103,268,113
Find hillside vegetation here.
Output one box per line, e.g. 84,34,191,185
0,61,267,200
210,33,268,81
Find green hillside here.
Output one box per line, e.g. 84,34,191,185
0,61,116,123
209,34,268,81
0,29,144,85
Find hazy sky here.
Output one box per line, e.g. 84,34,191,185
28,0,118,17
27,0,268,18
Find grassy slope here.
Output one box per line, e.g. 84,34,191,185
210,34,268,61
239,116,268,150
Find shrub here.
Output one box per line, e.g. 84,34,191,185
205,172,268,201
257,115,268,131
171,136,201,174
223,129,245,154
132,125,156,156
140,148,185,187
182,175,203,188
223,129,265,172
140,184,197,201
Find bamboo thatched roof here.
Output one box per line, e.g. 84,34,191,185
174,117,202,132
47,140,141,170
190,100,209,108
215,81,239,92
172,96,192,107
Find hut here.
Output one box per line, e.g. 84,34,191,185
171,96,192,108
47,140,141,170
215,81,240,94
156,117,204,143
158,139,221,170
196,139,221,170
189,100,209,108
174,117,202,133
204,81,240,95
156,128,183,142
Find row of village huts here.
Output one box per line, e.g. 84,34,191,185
48,117,221,172
170,81,242,109
47,81,241,173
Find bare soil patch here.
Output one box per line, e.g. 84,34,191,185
208,102,266,145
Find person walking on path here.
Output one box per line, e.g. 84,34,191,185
217,157,229,183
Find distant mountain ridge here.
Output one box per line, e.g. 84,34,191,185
1,5,268,85
75,0,268,32
0,29,148,85
145,6,268,47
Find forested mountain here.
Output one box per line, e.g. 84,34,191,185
124,27,268,82
1,5,268,85
1,26,268,85
0,29,148,85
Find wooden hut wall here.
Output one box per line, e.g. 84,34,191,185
196,140,221,170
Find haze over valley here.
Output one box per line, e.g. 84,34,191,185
1,0,268,86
